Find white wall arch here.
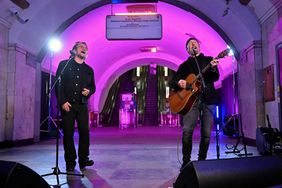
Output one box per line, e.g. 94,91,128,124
95,52,182,111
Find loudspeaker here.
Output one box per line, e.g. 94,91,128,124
174,156,282,188
0,160,50,188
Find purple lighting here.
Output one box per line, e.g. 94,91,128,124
41,2,235,112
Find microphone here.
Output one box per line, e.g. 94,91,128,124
192,47,197,55
69,50,76,57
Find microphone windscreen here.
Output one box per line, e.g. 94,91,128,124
69,50,76,56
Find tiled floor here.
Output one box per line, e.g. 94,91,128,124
0,126,261,188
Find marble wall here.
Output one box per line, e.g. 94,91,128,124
236,5,282,140
262,6,282,130
6,44,36,141
238,41,264,140
0,20,37,143
0,22,9,142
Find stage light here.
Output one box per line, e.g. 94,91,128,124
48,38,62,53
227,45,234,56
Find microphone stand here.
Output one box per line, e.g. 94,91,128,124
41,55,84,188
194,50,221,159
193,50,206,89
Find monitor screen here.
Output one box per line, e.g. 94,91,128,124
106,14,162,40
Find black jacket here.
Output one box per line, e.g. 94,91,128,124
55,58,96,106
169,53,219,105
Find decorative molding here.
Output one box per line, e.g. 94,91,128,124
26,52,38,68
8,43,27,55
0,17,11,29
8,43,38,68
245,40,262,53
259,0,282,24
239,40,262,65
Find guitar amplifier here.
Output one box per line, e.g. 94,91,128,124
256,127,282,155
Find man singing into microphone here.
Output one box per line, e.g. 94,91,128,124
56,41,95,171
169,37,220,171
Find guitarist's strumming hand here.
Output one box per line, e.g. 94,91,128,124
178,79,187,89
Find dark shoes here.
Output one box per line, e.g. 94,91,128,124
79,159,94,170
66,161,76,172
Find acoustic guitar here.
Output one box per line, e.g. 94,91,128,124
169,49,230,115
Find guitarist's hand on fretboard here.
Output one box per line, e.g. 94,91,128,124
210,59,219,67
210,59,219,72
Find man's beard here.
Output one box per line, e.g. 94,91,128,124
77,54,86,60
188,49,197,56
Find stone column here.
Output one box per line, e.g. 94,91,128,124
238,41,264,140
6,44,36,142
0,21,9,142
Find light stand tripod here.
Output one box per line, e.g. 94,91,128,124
40,52,63,136
224,50,252,157
225,113,253,156
41,55,84,187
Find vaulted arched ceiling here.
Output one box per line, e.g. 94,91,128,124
0,0,281,111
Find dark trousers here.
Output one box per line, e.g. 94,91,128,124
61,103,90,167
182,99,215,163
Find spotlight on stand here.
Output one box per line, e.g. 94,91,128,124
48,38,62,53
40,37,62,134
40,37,62,136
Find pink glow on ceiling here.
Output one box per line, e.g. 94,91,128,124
42,2,235,111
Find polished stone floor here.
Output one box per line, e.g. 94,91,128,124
0,126,261,188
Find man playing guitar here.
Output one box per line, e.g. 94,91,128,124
169,37,220,171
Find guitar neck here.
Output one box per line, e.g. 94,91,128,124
196,63,211,80
193,48,229,82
